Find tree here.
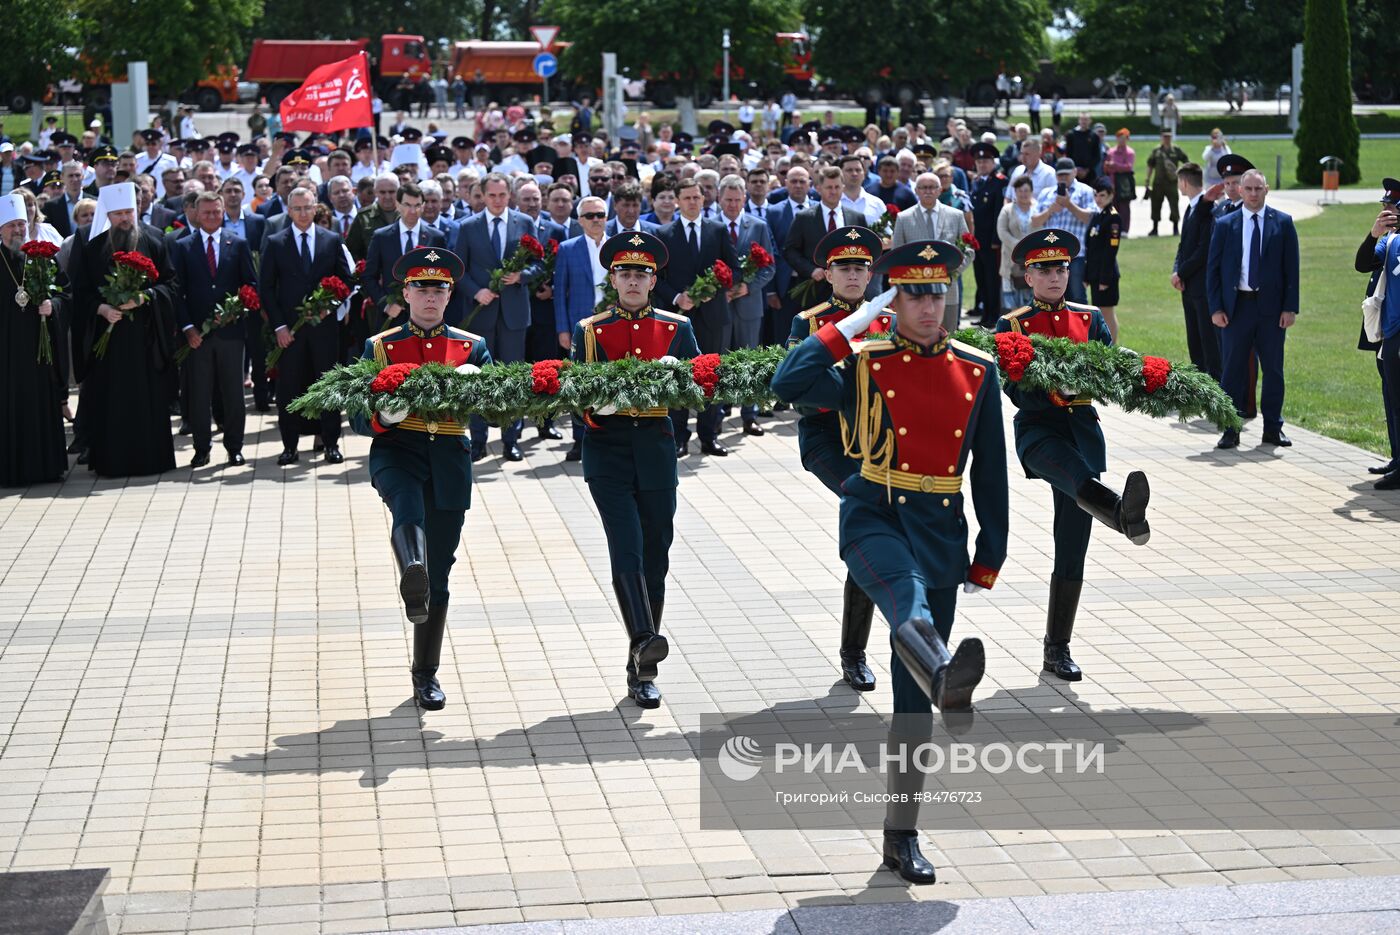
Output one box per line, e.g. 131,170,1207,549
80,0,262,94
1295,0,1359,183
1,0,84,110
806,0,1048,103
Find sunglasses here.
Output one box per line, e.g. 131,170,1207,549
580,211,607,220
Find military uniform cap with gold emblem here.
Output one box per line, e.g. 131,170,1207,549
392,244,464,289
1011,227,1078,269
874,240,961,295
813,224,882,269
600,230,669,272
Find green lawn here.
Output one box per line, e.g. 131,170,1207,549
3,112,90,142
1120,137,1400,191
1117,202,1388,454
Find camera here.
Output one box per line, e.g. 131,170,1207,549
1057,182,1067,196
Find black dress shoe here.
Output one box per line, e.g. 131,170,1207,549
538,424,564,440
227,452,246,466
1261,430,1292,447
1375,471,1400,490
627,672,662,709
66,438,83,454
700,440,729,456
773,401,790,412
470,445,487,462
190,451,211,468
565,445,582,462
276,449,299,466
882,830,937,884
177,420,191,436
324,446,344,463
742,422,765,437
1368,461,1396,475
676,441,690,457
1216,429,1240,449
313,438,324,452
75,450,89,465
503,445,524,462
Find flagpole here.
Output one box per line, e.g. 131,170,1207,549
365,53,378,173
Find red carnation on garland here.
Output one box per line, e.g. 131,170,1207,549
531,359,564,395
370,362,420,395
1141,355,1171,393
692,353,721,398
994,331,1035,382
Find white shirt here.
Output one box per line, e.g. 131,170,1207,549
331,207,357,237
1238,206,1264,291
737,104,755,124
746,200,768,221
818,203,843,232
841,189,884,225
397,220,423,251
483,210,509,260
585,233,606,305
1006,161,1057,201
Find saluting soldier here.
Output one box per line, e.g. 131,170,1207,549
785,226,893,693
772,239,1008,885
350,246,493,711
570,232,701,709
994,229,1151,682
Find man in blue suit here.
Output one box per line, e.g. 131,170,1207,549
552,196,610,460
259,188,353,465
517,181,570,442
764,164,814,347
716,175,776,435
174,192,258,467
363,183,448,333
1206,169,1299,449
455,171,544,461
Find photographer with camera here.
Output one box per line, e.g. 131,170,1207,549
1356,178,1400,488
1031,158,1098,303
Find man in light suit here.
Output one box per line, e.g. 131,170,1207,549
764,164,815,345
1206,169,1299,449
783,165,864,313
552,197,609,461
717,174,776,435
456,171,543,461
363,183,448,333
893,172,970,333
259,188,353,465
173,193,258,467
657,178,742,456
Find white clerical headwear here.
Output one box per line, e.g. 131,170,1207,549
0,192,24,228
91,181,138,237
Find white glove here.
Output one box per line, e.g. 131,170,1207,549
593,403,618,416
455,362,480,375
963,581,987,594
1117,346,1138,356
834,287,898,341
378,406,408,425
1058,387,1079,398
658,355,679,364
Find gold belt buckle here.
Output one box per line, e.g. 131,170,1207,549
426,420,438,435
920,476,935,493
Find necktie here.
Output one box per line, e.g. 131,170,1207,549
827,209,836,233
729,220,738,245
1248,214,1261,290
299,231,310,269
340,214,349,236
404,228,414,254
206,235,217,276
491,216,503,261
688,221,699,256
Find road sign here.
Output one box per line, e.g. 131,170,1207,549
529,25,560,50
532,53,558,79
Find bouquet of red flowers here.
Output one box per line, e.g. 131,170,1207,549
686,259,733,306
739,242,774,286
531,237,560,286
174,285,260,364
20,240,61,363
871,203,901,239
94,250,160,359
266,275,350,367
468,234,545,322
960,231,980,267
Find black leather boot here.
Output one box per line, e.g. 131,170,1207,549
615,573,668,680
412,604,447,710
1074,471,1150,545
625,595,665,708
1043,576,1084,681
883,728,937,884
893,618,984,712
391,525,430,624
839,575,876,691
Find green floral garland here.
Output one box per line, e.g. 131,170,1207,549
291,330,1241,430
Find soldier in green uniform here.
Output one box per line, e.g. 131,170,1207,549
994,229,1152,682
350,246,493,711
570,232,702,709
785,226,894,693
772,239,1008,885
1144,129,1189,237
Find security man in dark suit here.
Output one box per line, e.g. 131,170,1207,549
570,232,702,709
995,229,1152,682
1172,163,1220,380
968,142,1007,327
259,187,353,465
172,192,257,467
785,226,893,692
772,239,1008,885
1212,154,1258,418
655,177,741,456
350,246,493,710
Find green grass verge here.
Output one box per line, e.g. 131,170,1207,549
3,112,90,143
1118,202,1388,454
1117,138,1400,191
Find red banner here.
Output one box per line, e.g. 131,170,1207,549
278,52,373,132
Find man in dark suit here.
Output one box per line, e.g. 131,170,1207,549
259,188,353,464
764,165,815,344
656,178,741,456
455,172,542,461
216,177,270,410
257,165,296,218
1206,169,1299,449
136,176,177,231
783,165,864,314
605,180,659,236
363,183,447,333
1172,164,1220,381
515,183,570,441
173,193,257,466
